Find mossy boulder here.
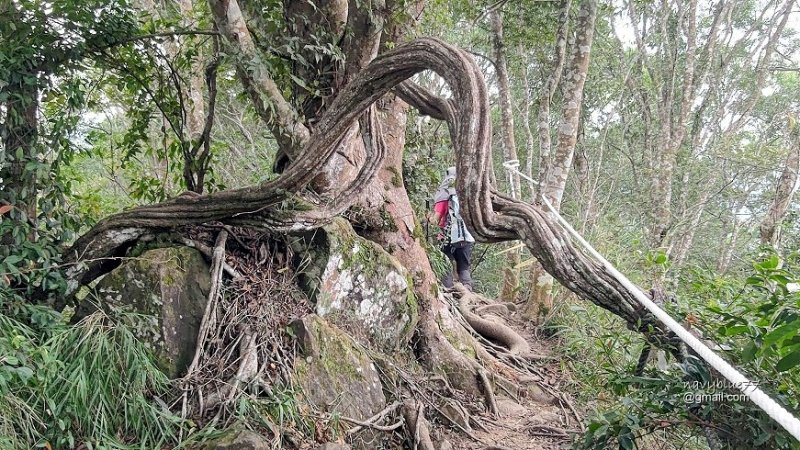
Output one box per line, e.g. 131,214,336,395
291,219,418,351
291,314,386,424
81,246,211,378
202,429,271,450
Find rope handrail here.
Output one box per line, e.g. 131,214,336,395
502,160,800,442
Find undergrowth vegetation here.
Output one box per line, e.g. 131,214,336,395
0,305,188,449
551,251,800,449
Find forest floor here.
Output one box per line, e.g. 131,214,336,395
443,313,584,449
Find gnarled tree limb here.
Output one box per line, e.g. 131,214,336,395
64,37,679,354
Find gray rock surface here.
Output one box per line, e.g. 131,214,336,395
82,246,211,377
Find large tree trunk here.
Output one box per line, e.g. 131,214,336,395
523,0,597,321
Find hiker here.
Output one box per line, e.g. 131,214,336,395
431,166,475,290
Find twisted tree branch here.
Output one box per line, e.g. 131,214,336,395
63,37,679,353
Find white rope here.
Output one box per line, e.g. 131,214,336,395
502,161,800,442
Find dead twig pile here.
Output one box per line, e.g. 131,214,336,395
176,226,312,431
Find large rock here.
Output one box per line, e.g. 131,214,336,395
291,219,418,351
84,246,211,377
292,314,386,423
203,429,271,450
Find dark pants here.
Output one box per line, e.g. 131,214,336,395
441,241,474,290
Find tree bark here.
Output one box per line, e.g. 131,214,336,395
491,10,522,303
760,122,800,247
535,0,572,200
524,0,597,321
208,0,310,157
521,61,536,201
648,0,697,250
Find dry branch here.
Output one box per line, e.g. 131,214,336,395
345,401,403,434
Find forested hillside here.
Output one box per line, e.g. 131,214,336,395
1,0,800,449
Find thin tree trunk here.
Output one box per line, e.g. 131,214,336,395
524,0,571,322
524,0,597,322
491,10,522,303
208,0,310,156
157,0,217,193
760,122,800,247
672,183,714,267
718,216,743,274
648,0,697,250
522,61,536,201
535,0,572,200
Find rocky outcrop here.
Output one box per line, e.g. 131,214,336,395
291,219,418,351
81,246,211,377
291,314,386,421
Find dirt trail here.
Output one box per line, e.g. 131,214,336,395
443,313,583,449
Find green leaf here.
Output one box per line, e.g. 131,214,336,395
745,276,763,286
763,321,800,347
654,252,668,265
775,349,800,372
12,366,34,382
618,433,634,450
769,274,791,286
761,255,780,270
723,325,750,336
289,74,309,90
742,341,758,363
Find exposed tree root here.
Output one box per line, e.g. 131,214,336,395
475,303,510,317
558,392,585,432
454,284,530,356
402,399,435,450
178,237,241,278
344,401,403,434
187,230,228,376
476,368,499,418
